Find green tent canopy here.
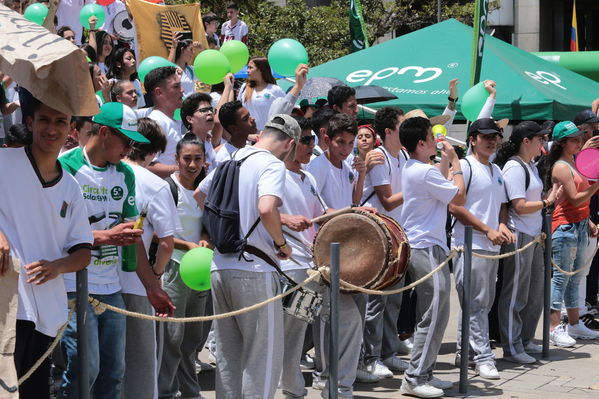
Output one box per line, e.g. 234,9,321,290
280,19,599,121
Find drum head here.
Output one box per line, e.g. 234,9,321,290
313,212,388,288
113,11,135,41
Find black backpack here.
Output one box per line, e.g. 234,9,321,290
203,150,261,254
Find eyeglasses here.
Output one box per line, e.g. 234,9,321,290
111,130,135,148
196,106,214,114
299,135,316,145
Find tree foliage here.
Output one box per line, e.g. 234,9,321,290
177,0,500,67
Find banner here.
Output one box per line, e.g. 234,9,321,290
349,0,369,53
570,0,579,51
126,0,208,62
0,5,99,117
469,0,490,87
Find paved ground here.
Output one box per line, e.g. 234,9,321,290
197,275,599,398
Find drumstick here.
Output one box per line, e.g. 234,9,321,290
310,206,353,225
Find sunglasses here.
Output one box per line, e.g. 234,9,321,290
299,135,316,145
196,106,214,114
111,130,135,148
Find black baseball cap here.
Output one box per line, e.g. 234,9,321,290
509,121,550,143
469,118,501,136
573,109,599,126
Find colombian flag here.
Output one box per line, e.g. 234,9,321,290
570,0,579,51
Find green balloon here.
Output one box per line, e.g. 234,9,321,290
267,38,309,77
138,56,177,85
79,4,106,30
461,82,489,121
194,50,231,85
179,247,213,291
220,40,249,74
24,3,48,25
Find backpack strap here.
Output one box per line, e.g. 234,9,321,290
508,156,531,191
164,176,179,206
359,148,392,207
449,157,473,232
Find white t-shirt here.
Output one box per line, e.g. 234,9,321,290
150,109,183,166
0,148,93,337
452,156,508,252
201,147,286,272
502,159,544,236
401,159,458,253
238,83,286,131
132,79,146,109
171,173,203,263
220,19,248,42
60,147,138,294
56,0,94,45
362,146,406,223
307,153,355,209
181,66,196,98
118,164,180,296
279,169,327,271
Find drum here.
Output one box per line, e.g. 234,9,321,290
282,282,323,323
313,209,410,293
113,11,135,42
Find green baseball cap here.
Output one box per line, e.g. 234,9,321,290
552,120,584,141
92,102,149,143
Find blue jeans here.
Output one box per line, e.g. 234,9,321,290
58,292,126,399
551,219,589,310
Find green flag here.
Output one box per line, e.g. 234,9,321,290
470,0,490,86
349,0,369,53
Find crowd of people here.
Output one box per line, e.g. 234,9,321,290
2,1,599,399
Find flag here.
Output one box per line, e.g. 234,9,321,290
126,0,208,61
570,0,579,51
349,0,369,53
469,0,490,87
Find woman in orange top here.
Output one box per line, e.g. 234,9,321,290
546,121,599,348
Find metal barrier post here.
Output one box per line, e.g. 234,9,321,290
76,269,89,399
542,213,552,359
328,243,340,399
459,226,473,394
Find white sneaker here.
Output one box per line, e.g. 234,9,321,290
311,374,326,390
400,380,444,398
365,360,393,378
550,324,576,347
355,367,380,383
503,352,536,364
523,342,543,354
429,376,454,389
567,321,599,340
382,355,409,372
475,363,500,380
300,354,315,370
397,337,414,354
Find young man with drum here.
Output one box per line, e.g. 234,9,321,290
278,116,327,399
361,107,409,378
450,118,515,380
399,116,465,398
307,113,371,397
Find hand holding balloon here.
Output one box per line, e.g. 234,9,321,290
432,124,447,150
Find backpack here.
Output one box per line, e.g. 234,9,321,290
508,156,531,191
203,150,261,253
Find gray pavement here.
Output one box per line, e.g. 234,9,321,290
197,275,599,398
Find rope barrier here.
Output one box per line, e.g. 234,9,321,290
88,268,323,322
551,240,599,277
17,309,72,386
333,247,463,296
470,234,546,260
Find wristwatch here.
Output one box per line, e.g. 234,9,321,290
448,96,458,103
274,240,287,251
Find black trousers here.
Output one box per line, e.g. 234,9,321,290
14,320,53,399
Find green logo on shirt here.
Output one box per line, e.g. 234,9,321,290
111,186,124,200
